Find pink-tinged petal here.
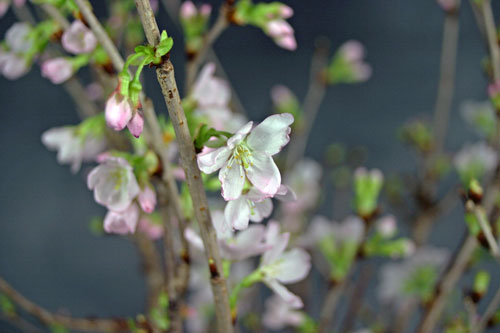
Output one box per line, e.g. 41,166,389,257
264,278,303,308
1,54,29,80
105,92,133,131
127,110,144,138
265,221,281,244
41,58,74,84
0,1,8,17
212,210,232,239
138,185,156,213
272,248,311,283
103,203,139,235
6,22,32,52
263,295,305,330
276,35,297,51
221,226,271,260
13,0,25,6
340,40,365,62
246,154,281,196
246,186,272,202
180,1,196,19
197,146,231,174
184,228,205,251
220,161,245,200
227,121,253,148
275,184,297,202
266,20,293,38
62,20,97,54
279,5,293,18
247,113,294,156
200,4,211,17
224,197,250,230
249,198,273,222
262,232,290,265
192,63,231,108
234,225,266,247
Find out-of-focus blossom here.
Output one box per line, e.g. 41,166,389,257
299,215,364,248
87,157,140,212
138,185,157,213
180,1,197,20
376,215,397,238
5,22,32,52
61,20,97,54
104,203,140,235
263,295,305,330
180,1,212,53
258,222,311,308
378,247,450,306
41,57,74,84
0,22,32,79
326,40,372,84
185,210,271,261
437,0,458,11
283,159,322,215
41,120,107,173
460,100,497,138
86,82,104,101
138,215,163,240
198,113,294,201
0,51,29,79
0,0,25,18
454,142,498,184
224,187,273,230
191,63,246,132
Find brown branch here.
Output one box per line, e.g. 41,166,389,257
476,285,500,332
285,37,330,169
0,277,127,332
318,280,345,333
432,5,461,154
134,1,233,332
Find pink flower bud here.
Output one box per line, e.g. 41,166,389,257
279,5,294,19
127,110,144,138
138,217,163,240
180,1,197,20
340,40,365,62
266,20,294,38
62,20,97,54
138,185,157,214
353,62,372,82
376,215,397,238
0,1,8,18
105,92,133,131
200,4,212,17
41,57,74,84
103,203,140,235
276,34,297,51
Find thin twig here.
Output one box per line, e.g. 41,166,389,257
464,296,478,332
185,4,230,91
317,280,345,333
0,277,127,332
134,1,233,332
285,37,330,169
480,0,500,81
472,203,500,261
340,264,373,332
476,286,500,332
432,5,461,153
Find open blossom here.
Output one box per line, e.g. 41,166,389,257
263,295,305,330
378,247,450,306
104,203,140,235
41,126,106,173
87,157,140,212
62,20,97,54
41,58,74,84
185,210,271,261
258,222,311,308
198,113,294,201
105,92,144,138
224,187,273,230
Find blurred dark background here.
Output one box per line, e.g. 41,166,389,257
0,0,499,331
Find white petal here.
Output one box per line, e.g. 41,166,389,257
227,121,253,148
262,232,290,265
234,225,266,247
249,198,273,222
220,161,245,200
224,197,250,230
264,278,303,309
103,204,139,235
197,146,231,174
247,113,293,155
184,228,205,251
246,154,281,196
272,248,311,283
212,210,233,239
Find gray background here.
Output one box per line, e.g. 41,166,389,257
0,0,498,331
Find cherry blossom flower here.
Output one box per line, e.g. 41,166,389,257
258,222,311,308
41,124,106,173
41,58,74,84
87,157,140,212
460,100,496,138
198,113,294,200
103,203,140,235
454,142,498,183
338,40,372,82
376,215,397,238
5,22,32,53
105,91,144,137
61,20,97,54
263,295,305,330
185,210,271,261
0,22,32,79
0,51,30,79
378,247,450,306
224,187,273,230
283,159,322,214
299,215,364,248
266,19,297,51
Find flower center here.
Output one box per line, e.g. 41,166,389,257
230,142,253,169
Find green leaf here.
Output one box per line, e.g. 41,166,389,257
155,37,174,58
